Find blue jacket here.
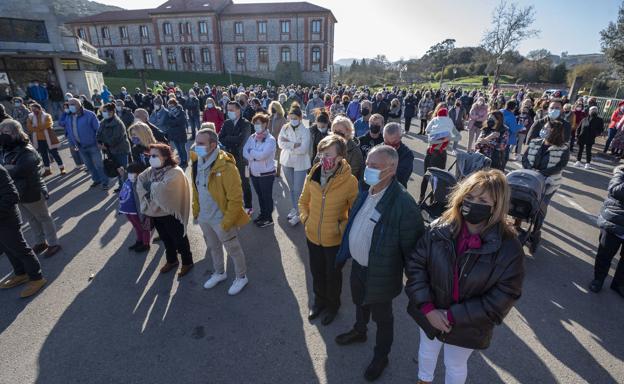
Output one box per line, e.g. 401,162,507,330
65,109,100,148
347,100,361,122
27,85,48,102
501,109,522,146
101,88,111,103
149,107,169,130
354,117,369,138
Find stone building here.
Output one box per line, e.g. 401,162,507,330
65,0,336,84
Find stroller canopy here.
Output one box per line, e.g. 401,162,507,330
506,169,546,218
455,150,492,179
426,167,458,205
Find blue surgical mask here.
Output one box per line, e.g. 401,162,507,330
227,111,237,120
102,111,110,119
207,103,214,108
548,109,560,120
254,124,264,133
195,145,209,158
539,127,550,139
131,136,141,145
364,166,384,186
291,119,300,127
69,105,77,113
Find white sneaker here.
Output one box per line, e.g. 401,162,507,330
288,215,300,226
203,272,227,289
574,161,583,167
450,150,457,156
228,276,248,295
287,208,297,219
585,163,592,169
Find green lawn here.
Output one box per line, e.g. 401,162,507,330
103,69,272,93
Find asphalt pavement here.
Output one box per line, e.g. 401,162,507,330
0,121,623,384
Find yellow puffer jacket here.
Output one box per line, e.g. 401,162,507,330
190,149,250,231
299,159,359,247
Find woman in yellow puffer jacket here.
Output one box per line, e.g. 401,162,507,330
299,134,359,326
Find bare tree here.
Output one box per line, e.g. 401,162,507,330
482,0,540,86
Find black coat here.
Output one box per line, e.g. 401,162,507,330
527,116,572,143
118,108,135,131
405,222,525,350
576,115,604,145
0,143,45,204
0,164,20,223
396,142,414,188
164,106,188,142
404,96,417,118
146,121,168,144
372,100,389,120
218,117,252,163
598,166,624,236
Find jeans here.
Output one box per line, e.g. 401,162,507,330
189,114,200,138
352,261,394,359
533,191,555,235
236,158,252,209
420,119,428,133
0,218,43,280
515,133,526,155
79,145,108,186
152,215,193,265
36,140,64,169
307,240,342,311
126,214,151,246
111,152,129,188
19,195,58,246
251,174,275,221
594,229,624,286
199,221,246,277
172,140,188,166
282,165,308,213
404,115,413,132
417,328,474,384
605,128,617,153
69,146,83,166
467,124,481,151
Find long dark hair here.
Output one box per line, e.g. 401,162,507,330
546,120,565,146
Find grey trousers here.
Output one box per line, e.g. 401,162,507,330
19,196,58,246
199,221,247,278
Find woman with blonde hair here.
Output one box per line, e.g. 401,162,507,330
405,169,525,384
26,103,65,176
128,122,157,166
331,115,364,180
387,98,402,124
268,101,287,177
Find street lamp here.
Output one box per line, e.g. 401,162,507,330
494,56,503,87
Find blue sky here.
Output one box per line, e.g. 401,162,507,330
96,0,621,61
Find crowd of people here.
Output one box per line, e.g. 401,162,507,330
0,79,623,383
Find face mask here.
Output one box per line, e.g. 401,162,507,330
385,141,401,149
116,106,122,112
319,127,328,133
0,133,13,147
128,173,137,182
131,136,141,145
154,104,161,110
207,103,214,108
334,131,346,138
102,111,111,119
149,156,162,168
64,108,70,114
14,102,21,108
254,124,264,133
320,155,337,171
539,127,550,139
69,105,77,113
548,109,560,120
168,104,175,110
291,119,300,127
486,118,496,129
313,94,319,99
289,91,295,96
194,145,209,158
364,166,386,186
227,111,237,120
361,108,370,115
461,200,492,225
575,107,582,111
369,125,381,134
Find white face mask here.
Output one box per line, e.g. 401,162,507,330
128,173,137,182
149,156,162,168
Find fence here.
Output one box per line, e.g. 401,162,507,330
591,96,623,125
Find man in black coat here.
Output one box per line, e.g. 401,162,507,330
114,99,135,129
383,122,413,188
218,101,253,211
526,99,571,143
372,92,389,122
0,162,46,298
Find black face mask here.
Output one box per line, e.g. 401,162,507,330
334,131,346,138
486,118,496,129
369,124,381,134
461,200,492,224
0,133,14,148
361,108,370,116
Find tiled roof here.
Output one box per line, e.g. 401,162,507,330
66,9,152,24
221,2,331,15
151,0,231,14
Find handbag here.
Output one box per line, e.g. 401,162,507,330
103,150,120,178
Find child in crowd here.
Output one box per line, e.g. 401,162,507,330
119,162,151,252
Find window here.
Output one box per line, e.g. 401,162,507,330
258,47,268,64
179,22,191,35
61,59,80,70
234,22,243,35
101,26,110,39
182,48,194,63
281,47,291,62
119,26,128,39
280,20,290,34
166,48,176,64
104,50,114,60
0,18,49,43
163,22,172,35
201,48,211,64
235,48,245,64
311,47,321,63
140,25,149,38
199,21,208,34
143,49,153,65
311,20,321,34
77,28,86,40
124,50,133,65
258,21,267,35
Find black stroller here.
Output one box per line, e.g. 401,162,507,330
506,169,547,253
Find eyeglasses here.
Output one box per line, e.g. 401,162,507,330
149,154,159,158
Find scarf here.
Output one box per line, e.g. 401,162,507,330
28,112,60,150
150,165,172,182
142,166,191,235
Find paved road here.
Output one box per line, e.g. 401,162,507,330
1,122,623,384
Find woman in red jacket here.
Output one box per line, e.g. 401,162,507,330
202,97,224,133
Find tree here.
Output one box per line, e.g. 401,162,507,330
482,0,540,85
527,49,552,81
425,39,456,70
600,1,624,79
274,62,302,85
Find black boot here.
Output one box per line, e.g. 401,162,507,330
610,282,624,298
364,356,389,381
589,279,603,293
128,241,142,250
335,329,367,345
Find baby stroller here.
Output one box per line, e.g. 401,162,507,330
453,150,492,180
420,167,457,223
506,169,547,253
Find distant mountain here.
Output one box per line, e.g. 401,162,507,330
334,58,359,67
49,0,123,23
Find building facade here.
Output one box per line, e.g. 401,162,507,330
0,0,105,102
66,0,336,84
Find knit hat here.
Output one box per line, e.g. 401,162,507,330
437,108,448,117
288,102,302,118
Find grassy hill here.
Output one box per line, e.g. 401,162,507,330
103,69,272,92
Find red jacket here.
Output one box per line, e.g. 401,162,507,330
610,101,624,129
203,107,224,133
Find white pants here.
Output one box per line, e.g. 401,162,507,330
418,328,474,384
